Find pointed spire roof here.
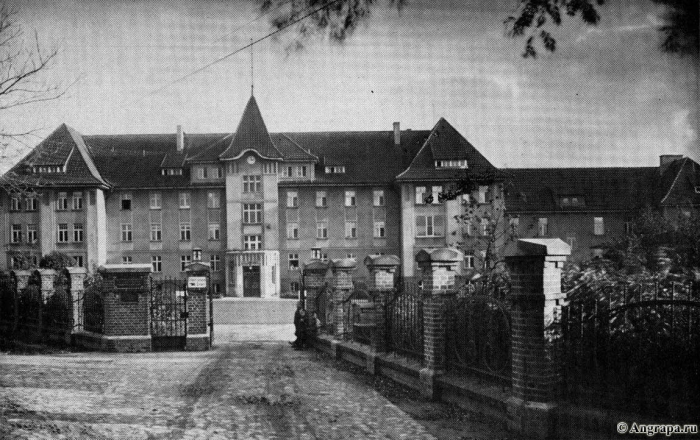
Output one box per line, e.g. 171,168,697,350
219,96,283,160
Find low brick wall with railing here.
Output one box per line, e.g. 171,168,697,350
305,240,700,439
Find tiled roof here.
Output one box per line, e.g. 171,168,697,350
219,96,283,160
160,152,187,168
270,134,318,162
283,130,429,185
396,118,502,182
5,124,108,188
504,167,659,212
659,158,700,206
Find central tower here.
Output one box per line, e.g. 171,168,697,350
220,95,282,297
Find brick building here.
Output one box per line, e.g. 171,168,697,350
1,96,698,296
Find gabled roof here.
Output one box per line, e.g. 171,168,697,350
659,157,700,206
504,167,659,212
396,118,502,182
219,96,283,160
5,124,108,188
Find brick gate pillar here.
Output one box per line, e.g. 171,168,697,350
505,238,570,439
416,248,462,400
364,255,399,354
331,258,357,341
185,261,212,351
302,260,329,335
99,264,152,352
38,269,56,302
11,270,30,334
65,267,87,334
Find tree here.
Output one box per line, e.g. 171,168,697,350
259,0,698,58
38,251,75,271
0,2,62,194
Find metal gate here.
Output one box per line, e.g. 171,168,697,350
150,277,188,351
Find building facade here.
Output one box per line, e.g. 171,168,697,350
2,96,698,297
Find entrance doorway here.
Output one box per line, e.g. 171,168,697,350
243,266,261,297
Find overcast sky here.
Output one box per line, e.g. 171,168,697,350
2,0,698,171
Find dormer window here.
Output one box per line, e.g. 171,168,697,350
325,166,345,174
435,159,467,169
161,168,183,176
560,196,585,208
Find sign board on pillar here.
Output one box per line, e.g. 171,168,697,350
187,276,207,289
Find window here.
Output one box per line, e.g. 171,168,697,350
295,166,307,178
464,254,475,269
73,256,84,267
311,248,328,261
243,175,261,193
10,197,21,211
346,253,356,259
415,186,426,204
208,223,220,240
325,165,345,174
431,186,442,204
207,191,220,209
480,218,489,236
72,192,83,210
58,224,69,243
27,224,37,243
316,191,327,208
122,256,132,264
509,217,520,233
121,223,132,242
213,283,221,294
286,191,298,208
263,163,277,174
57,192,68,210
624,220,633,235
180,222,191,241
150,223,162,241
478,186,488,204
566,235,576,250
25,197,37,211
120,193,131,210
286,222,299,239
374,221,385,238
150,192,162,209
197,166,208,179
317,221,328,239
243,203,262,224
345,221,357,238
435,159,468,169
594,217,605,235
73,223,84,242
11,224,21,243
538,218,548,236
244,235,262,250
152,256,162,272
416,214,445,237
289,253,299,270
179,192,190,209
210,254,221,271
373,190,385,206
345,190,356,207
289,281,300,293
180,255,192,272
465,220,473,236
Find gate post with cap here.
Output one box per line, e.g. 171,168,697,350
184,260,212,351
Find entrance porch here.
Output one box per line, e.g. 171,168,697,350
226,250,280,298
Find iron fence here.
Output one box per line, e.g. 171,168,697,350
342,285,372,344
150,277,187,350
385,277,424,362
83,280,104,334
444,282,512,386
558,280,700,419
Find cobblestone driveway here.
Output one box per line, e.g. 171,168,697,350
0,342,438,439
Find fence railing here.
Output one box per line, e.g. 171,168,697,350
558,280,700,419
342,287,372,344
385,277,424,362
444,283,512,386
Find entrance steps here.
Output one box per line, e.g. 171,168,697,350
213,298,298,324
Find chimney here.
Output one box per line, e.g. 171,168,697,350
659,154,683,174
393,122,400,146
176,125,184,152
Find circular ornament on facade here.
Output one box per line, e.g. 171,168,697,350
247,156,256,164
